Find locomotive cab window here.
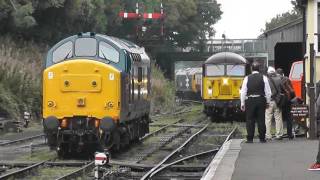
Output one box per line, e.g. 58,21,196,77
291,62,303,80
75,38,97,56
205,64,224,76
226,65,245,76
99,41,119,63
52,41,73,63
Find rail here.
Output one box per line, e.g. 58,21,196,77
0,134,45,146
141,118,185,140
141,126,237,180
140,123,209,180
55,161,94,180
0,160,48,180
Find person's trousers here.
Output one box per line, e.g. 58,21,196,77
245,97,266,141
265,100,283,139
282,102,293,137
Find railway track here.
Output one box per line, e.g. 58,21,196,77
0,160,49,180
0,134,45,146
145,126,237,180
51,104,206,180
55,161,94,180
101,124,237,179
112,117,207,164
0,159,93,179
140,124,210,180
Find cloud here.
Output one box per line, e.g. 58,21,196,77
214,0,294,39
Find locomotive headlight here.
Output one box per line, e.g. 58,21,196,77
61,118,68,128
208,87,213,95
223,78,229,85
95,119,100,128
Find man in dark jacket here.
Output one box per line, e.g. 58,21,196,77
265,67,284,140
240,62,271,143
276,68,295,139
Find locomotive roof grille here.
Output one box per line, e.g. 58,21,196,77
131,53,142,62
205,52,247,65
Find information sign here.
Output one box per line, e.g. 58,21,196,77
291,104,309,119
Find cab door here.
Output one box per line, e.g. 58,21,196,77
289,61,303,99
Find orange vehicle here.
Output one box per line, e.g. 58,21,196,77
289,61,303,99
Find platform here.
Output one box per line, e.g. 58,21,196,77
202,138,320,180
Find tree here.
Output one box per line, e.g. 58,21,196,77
0,0,222,48
264,0,301,32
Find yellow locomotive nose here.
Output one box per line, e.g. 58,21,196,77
43,59,120,120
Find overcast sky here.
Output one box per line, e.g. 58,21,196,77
214,0,294,39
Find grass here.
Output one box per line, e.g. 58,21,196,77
0,36,45,121
17,149,56,161
150,61,176,115
30,167,77,180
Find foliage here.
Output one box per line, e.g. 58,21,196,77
0,0,222,118
0,0,222,48
264,0,302,32
150,61,175,114
0,36,44,120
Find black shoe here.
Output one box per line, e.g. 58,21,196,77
260,139,266,143
245,139,253,143
288,136,294,140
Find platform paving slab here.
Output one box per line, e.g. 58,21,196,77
232,138,320,180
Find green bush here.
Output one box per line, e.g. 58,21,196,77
0,36,44,120
150,61,175,114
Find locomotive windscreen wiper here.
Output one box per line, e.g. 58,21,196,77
100,51,111,64
63,50,72,60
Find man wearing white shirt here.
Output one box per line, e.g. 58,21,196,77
240,62,271,143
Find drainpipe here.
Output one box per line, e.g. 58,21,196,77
308,43,316,139
302,1,307,102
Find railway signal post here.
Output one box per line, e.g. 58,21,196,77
94,152,109,179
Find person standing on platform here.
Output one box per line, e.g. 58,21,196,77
308,93,320,170
240,62,271,143
276,68,295,139
265,66,284,140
